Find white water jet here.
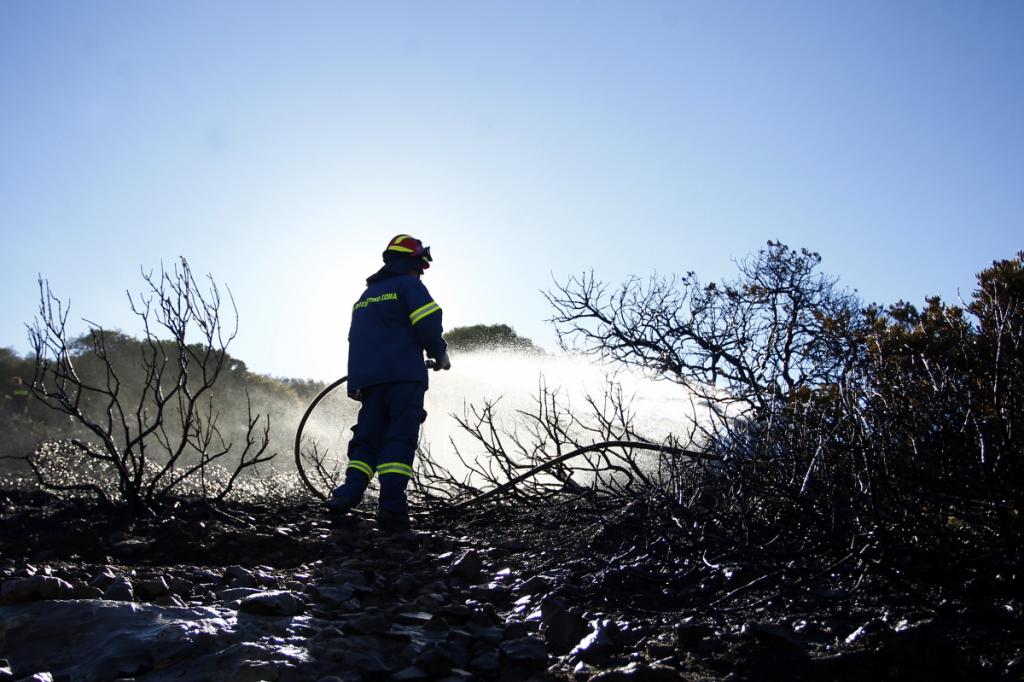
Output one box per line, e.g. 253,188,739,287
420,349,708,480
291,348,723,492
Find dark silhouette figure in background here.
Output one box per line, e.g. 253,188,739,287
8,376,30,416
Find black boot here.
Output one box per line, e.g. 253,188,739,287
326,493,357,515
377,509,412,533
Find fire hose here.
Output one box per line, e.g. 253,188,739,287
294,368,714,510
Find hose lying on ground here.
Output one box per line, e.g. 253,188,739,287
293,375,349,501
294,373,717,511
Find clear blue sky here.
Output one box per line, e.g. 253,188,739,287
2,1,1021,380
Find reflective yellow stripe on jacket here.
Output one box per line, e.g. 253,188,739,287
409,301,440,326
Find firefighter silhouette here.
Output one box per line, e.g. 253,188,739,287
10,376,30,415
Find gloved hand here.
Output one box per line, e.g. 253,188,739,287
433,351,451,371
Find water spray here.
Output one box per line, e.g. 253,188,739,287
294,361,715,510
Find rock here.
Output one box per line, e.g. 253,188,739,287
137,576,170,598
11,565,38,578
588,662,684,681
395,574,419,594
674,622,712,649
572,620,618,665
88,568,116,589
468,651,500,674
256,571,278,588
102,576,135,602
154,594,188,608
13,674,54,682
468,583,512,607
223,565,258,588
503,620,533,640
0,600,251,680
499,636,548,668
414,594,440,612
327,568,368,587
544,608,589,654
238,590,301,617
442,633,473,668
1,576,75,602
311,584,356,607
168,577,196,597
424,613,450,632
340,649,393,675
348,609,391,635
519,575,553,595
449,551,483,582
414,643,453,676
573,661,592,679
437,604,473,624
467,608,496,627
71,581,103,600
466,623,504,645
391,667,429,681
512,594,533,611
394,611,434,626
218,587,263,603
191,568,222,584
540,595,568,620
614,622,648,648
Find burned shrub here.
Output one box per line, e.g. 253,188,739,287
856,253,1024,552
432,243,1023,600
14,258,275,513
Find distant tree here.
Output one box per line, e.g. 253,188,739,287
445,323,542,353
280,377,328,404
0,347,30,376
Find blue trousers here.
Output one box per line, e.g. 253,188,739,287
331,381,426,514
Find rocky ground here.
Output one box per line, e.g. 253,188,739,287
1,489,1022,681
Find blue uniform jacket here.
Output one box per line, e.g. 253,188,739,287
347,271,447,393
